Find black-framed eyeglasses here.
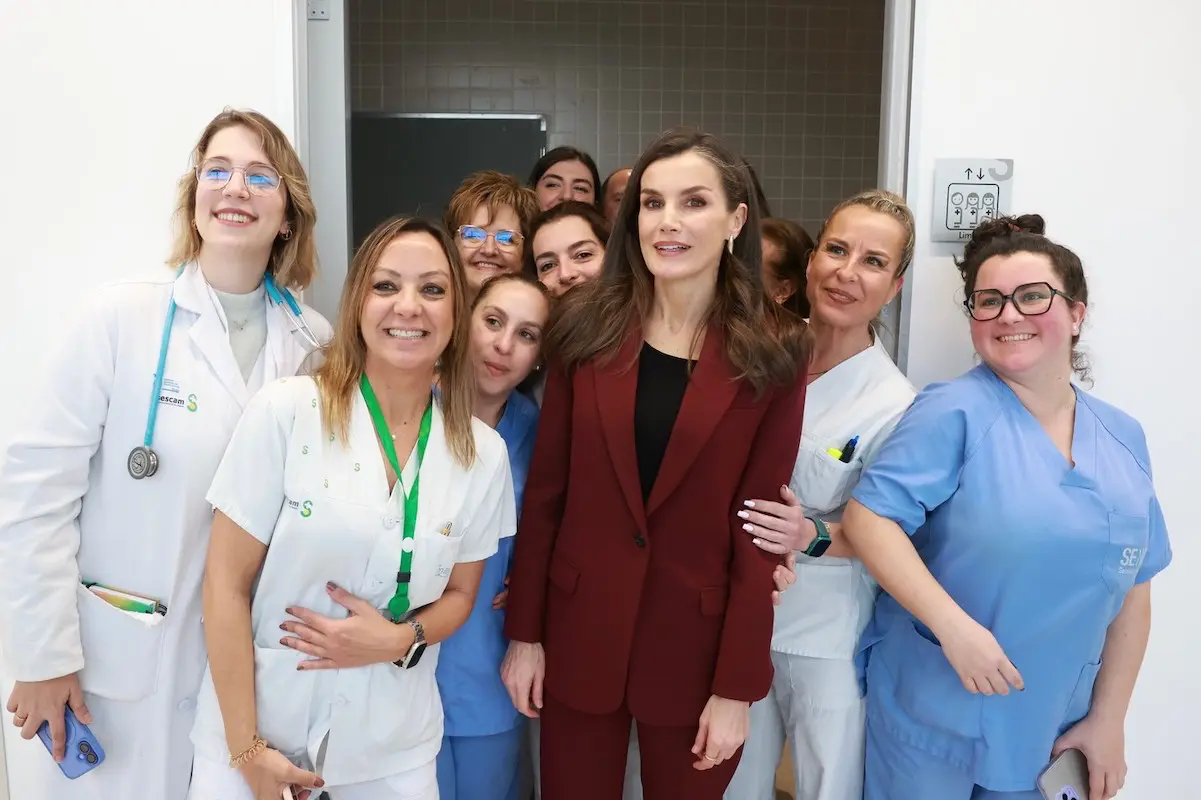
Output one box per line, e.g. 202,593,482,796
457,225,523,251
964,281,1074,321
196,158,282,196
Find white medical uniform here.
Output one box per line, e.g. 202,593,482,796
727,335,915,800
187,376,515,799
0,263,330,800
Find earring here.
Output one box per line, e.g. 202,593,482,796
727,235,735,254
280,229,293,241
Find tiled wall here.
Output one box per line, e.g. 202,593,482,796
349,0,885,234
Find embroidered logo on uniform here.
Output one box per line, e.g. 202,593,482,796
286,497,314,518
1118,547,1143,574
157,377,193,410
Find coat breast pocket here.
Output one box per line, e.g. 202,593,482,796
1102,512,1149,593
409,521,467,609
791,440,863,516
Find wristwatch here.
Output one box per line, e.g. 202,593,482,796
803,516,832,558
394,617,427,669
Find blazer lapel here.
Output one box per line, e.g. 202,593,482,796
646,325,739,517
594,331,649,538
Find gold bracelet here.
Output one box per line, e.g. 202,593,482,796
229,736,268,768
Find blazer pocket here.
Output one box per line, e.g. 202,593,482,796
549,556,580,595
699,586,728,616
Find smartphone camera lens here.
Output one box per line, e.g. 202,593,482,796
78,742,93,755
85,753,98,764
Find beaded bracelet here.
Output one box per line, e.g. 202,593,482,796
229,736,268,768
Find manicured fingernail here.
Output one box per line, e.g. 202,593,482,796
743,500,755,508
742,523,753,532
285,607,295,616
279,623,288,631
752,538,762,546
280,638,288,646
737,510,749,519
326,581,337,591
316,779,325,788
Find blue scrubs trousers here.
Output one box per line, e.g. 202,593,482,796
436,727,524,800
864,711,1042,800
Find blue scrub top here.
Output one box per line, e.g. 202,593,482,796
436,390,540,737
853,365,1172,791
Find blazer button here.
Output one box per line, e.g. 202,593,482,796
634,535,646,548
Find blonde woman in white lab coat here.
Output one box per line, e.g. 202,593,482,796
188,216,514,800
725,190,918,800
0,108,331,800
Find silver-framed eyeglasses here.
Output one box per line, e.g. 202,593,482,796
965,281,1074,321
196,158,282,196
457,225,523,251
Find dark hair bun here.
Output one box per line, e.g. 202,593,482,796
958,214,1046,274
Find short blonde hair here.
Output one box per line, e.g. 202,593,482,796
817,189,916,277
167,108,318,289
444,170,539,239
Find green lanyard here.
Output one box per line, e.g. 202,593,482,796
359,374,433,621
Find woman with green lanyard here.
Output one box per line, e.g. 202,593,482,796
187,216,515,800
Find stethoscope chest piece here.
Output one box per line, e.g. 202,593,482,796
127,446,159,480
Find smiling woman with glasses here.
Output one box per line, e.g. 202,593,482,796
840,214,1172,800
0,108,331,800
444,171,539,298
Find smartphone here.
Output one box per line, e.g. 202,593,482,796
1037,747,1089,800
36,707,105,779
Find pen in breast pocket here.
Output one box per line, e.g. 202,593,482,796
827,435,859,464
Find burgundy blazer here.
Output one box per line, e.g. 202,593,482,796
504,325,807,726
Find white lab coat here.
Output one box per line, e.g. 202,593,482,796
728,335,916,800
189,376,515,790
0,263,330,800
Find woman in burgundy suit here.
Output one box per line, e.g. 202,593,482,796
501,129,809,799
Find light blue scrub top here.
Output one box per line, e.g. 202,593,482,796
436,390,540,737
853,365,1172,792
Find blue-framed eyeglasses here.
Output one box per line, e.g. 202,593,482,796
457,225,523,251
196,158,282,196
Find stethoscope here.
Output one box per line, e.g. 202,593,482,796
126,273,322,479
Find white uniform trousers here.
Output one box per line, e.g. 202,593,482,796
725,651,864,800
188,754,437,800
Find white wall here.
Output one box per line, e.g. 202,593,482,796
902,0,1199,794
0,1,301,796
302,0,352,322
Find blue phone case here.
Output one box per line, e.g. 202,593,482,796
36,707,105,779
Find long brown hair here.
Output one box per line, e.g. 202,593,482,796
314,216,477,467
546,128,808,394
167,108,317,289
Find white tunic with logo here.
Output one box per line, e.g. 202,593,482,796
190,376,514,787
772,336,917,659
